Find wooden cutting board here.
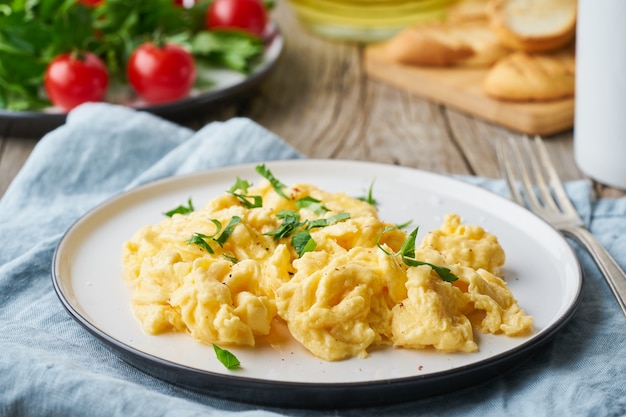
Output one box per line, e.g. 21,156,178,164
364,44,574,135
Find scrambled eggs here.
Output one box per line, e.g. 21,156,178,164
122,168,533,361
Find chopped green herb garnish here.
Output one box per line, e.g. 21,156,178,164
252,165,353,256
223,254,239,264
213,344,240,370
164,198,194,217
296,196,330,215
256,164,289,199
306,212,351,230
208,219,223,237
264,210,306,240
231,192,263,209
396,219,414,230
357,179,378,206
265,209,350,257
228,177,253,194
187,217,241,253
404,257,458,283
292,230,317,257
187,233,215,254
399,226,417,258
191,30,264,73
377,226,459,282
215,216,241,246
228,177,262,208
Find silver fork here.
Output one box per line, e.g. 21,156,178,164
496,135,626,316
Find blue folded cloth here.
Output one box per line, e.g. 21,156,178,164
1,103,625,417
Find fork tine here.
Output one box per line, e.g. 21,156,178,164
532,135,580,216
495,139,525,205
507,136,545,213
523,136,561,212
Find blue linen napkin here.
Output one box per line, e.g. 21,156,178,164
1,103,625,417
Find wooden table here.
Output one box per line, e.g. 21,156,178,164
1,0,623,200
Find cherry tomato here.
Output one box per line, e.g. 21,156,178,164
44,52,108,112
126,42,196,104
207,0,268,38
78,0,104,6
173,0,197,7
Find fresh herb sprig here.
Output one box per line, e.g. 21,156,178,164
164,197,195,217
296,196,329,215
187,216,241,254
377,226,459,282
265,210,350,257
187,232,216,253
357,179,378,206
213,344,240,370
214,216,242,246
306,212,351,229
264,210,307,240
256,164,289,199
228,177,263,209
291,230,317,257
252,165,354,256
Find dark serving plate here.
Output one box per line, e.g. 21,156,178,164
0,27,284,138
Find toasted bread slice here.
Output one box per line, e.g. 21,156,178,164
482,48,575,101
384,20,510,67
447,0,490,23
487,0,577,52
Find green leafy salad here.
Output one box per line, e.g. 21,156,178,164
0,0,271,111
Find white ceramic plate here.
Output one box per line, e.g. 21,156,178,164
52,160,582,408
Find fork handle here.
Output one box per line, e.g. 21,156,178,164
561,225,626,316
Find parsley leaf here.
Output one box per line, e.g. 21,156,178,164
187,232,215,254
306,212,350,230
295,196,330,215
208,219,223,237
395,219,414,230
400,227,418,258
265,211,349,256
228,177,253,194
228,178,262,209
256,164,289,199
215,216,241,246
187,216,241,253
164,197,194,217
231,192,263,209
357,179,378,206
377,226,459,283
292,230,317,257
191,30,263,73
223,254,239,264
403,258,459,283
213,344,240,370
264,210,305,240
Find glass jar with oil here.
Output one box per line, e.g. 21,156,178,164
286,0,456,42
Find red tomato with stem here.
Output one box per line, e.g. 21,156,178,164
127,42,196,105
207,0,268,38
44,52,108,112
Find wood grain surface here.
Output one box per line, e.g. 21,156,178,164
0,0,623,199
